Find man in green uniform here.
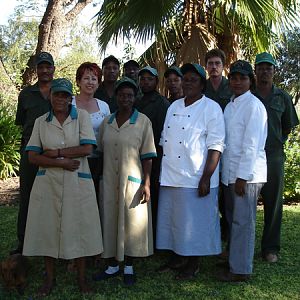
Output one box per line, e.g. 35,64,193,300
164,66,184,103
255,52,299,263
11,52,55,254
135,66,170,246
94,55,120,112
205,49,232,112
123,59,140,82
205,49,233,244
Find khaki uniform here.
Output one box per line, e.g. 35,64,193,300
23,107,103,259
98,110,157,261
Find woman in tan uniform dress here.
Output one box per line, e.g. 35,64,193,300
93,77,157,286
23,78,103,296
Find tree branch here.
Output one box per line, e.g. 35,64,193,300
65,0,92,22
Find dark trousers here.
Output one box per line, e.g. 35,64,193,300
17,149,38,245
260,151,285,255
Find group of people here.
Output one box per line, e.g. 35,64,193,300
11,49,298,295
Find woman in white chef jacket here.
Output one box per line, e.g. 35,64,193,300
218,60,267,282
156,63,225,280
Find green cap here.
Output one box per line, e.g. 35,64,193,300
255,52,276,66
138,66,158,77
51,78,73,95
36,52,54,65
181,63,206,79
229,60,253,76
164,66,183,78
115,77,138,93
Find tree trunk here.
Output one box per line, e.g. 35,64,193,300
21,0,92,87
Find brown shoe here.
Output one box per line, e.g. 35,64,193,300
217,270,250,283
263,253,278,263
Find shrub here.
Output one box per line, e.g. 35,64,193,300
284,125,300,202
0,104,21,179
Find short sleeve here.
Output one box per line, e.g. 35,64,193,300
25,118,43,153
140,116,157,160
78,109,97,146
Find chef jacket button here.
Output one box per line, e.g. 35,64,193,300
165,140,167,142
182,127,184,129
163,154,166,156
178,156,180,158
168,126,170,128
173,114,175,116
115,143,117,146
179,141,182,144
188,115,190,117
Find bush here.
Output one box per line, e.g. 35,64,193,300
0,104,21,179
284,125,300,202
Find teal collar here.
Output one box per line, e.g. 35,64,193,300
46,104,78,122
108,108,139,124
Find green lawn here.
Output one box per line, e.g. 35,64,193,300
1,205,299,300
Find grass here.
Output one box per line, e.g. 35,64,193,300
0,205,300,300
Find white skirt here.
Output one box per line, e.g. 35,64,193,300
156,186,221,256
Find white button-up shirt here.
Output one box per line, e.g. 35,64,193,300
221,90,268,185
159,96,225,188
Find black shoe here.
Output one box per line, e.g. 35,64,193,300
123,273,136,286
9,244,23,255
92,270,121,281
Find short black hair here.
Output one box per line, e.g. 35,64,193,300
102,55,120,68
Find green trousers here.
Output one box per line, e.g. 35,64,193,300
17,149,38,245
260,150,285,255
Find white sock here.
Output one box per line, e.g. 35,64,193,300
124,265,134,275
105,265,119,274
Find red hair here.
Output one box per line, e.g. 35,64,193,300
76,62,102,83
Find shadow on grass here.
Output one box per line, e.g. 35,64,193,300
0,206,299,300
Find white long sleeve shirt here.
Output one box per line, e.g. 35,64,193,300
221,90,267,185
160,96,225,188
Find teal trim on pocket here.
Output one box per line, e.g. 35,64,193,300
80,139,97,145
128,176,144,184
140,152,157,160
78,172,92,179
36,170,46,176
25,146,43,153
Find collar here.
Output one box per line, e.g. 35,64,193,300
46,104,78,122
231,90,252,103
108,108,139,124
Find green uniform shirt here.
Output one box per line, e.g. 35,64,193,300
94,84,117,113
135,91,170,148
15,83,51,146
255,85,299,152
205,76,232,111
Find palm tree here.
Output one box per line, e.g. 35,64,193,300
95,0,297,70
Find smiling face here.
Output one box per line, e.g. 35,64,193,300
36,62,55,83
229,73,251,97
77,69,99,95
51,91,71,114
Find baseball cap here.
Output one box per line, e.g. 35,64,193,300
35,52,54,66
138,66,158,77
255,52,276,66
102,55,120,68
115,77,138,93
164,66,183,78
229,60,254,76
51,78,73,95
181,63,206,79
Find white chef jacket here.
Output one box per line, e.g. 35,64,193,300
159,96,225,188
221,90,267,185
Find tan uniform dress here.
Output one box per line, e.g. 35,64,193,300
99,109,157,261
23,106,103,259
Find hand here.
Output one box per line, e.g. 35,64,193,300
234,178,247,196
198,176,210,197
43,149,58,158
140,184,150,204
61,158,80,171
